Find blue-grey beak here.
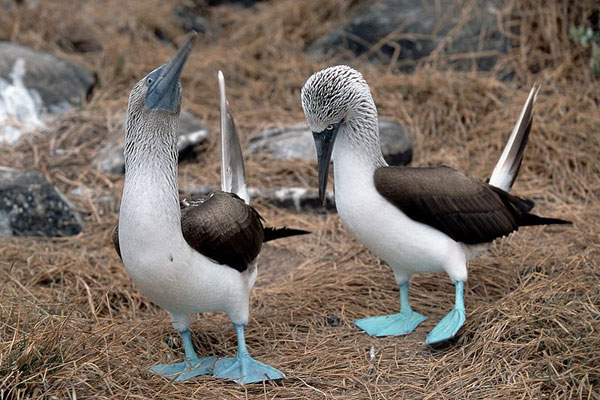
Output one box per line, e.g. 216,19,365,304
313,123,340,206
145,32,197,112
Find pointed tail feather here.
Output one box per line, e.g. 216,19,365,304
489,84,541,192
263,227,310,243
219,71,249,204
521,213,571,227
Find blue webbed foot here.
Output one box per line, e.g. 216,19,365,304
355,311,427,337
151,356,216,381
214,354,285,384
215,323,285,384
425,307,465,345
355,281,427,337
150,329,215,381
426,281,466,345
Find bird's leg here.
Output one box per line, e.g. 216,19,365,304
399,281,414,313
426,281,466,345
213,323,285,384
151,329,216,381
354,281,427,337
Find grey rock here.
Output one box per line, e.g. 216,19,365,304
248,122,315,161
378,120,412,165
95,109,208,174
308,0,509,73
0,42,96,144
249,187,336,212
190,186,336,212
248,120,412,166
0,42,95,115
70,185,119,216
0,166,83,237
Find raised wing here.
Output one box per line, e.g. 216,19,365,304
374,166,534,244
488,84,540,192
219,71,249,204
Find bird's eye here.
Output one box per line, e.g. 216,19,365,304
326,124,334,131
146,77,153,85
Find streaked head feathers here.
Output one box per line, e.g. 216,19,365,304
301,65,373,133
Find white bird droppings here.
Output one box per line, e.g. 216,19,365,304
0,58,46,145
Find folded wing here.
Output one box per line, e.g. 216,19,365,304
374,166,566,245
180,191,263,272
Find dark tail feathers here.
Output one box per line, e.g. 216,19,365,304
521,213,571,227
492,187,570,227
263,227,310,243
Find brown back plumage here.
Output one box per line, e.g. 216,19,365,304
374,166,569,244
112,191,309,272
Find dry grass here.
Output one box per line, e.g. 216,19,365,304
1,0,599,398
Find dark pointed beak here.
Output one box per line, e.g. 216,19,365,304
146,32,197,112
313,124,340,206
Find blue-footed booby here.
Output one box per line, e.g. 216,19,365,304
301,65,570,345
114,33,308,383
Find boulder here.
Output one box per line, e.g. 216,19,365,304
0,42,96,144
248,120,412,165
248,122,315,161
248,187,336,212
378,119,412,166
95,110,209,174
190,186,336,212
70,185,119,216
308,0,509,73
0,166,83,237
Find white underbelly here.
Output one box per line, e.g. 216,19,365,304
335,185,468,281
119,223,253,324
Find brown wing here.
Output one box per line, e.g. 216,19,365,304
374,166,531,244
180,191,264,272
112,191,310,270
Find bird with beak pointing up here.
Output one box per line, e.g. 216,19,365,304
115,32,307,383
301,65,570,344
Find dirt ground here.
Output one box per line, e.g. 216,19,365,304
1,0,599,398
